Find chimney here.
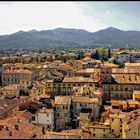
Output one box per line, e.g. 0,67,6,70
42,127,45,135
17,118,20,122
15,125,19,131
9,131,12,136
6,126,9,131
129,76,131,81
32,133,37,138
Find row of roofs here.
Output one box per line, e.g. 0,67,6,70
124,108,140,132
0,101,91,139
55,96,99,105
0,110,43,139
45,76,100,83
2,69,32,74
0,84,20,91
111,100,139,106
112,74,140,84
63,76,98,83
112,67,140,74
0,98,20,118
40,128,90,139
75,68,100,74
125,62,140,67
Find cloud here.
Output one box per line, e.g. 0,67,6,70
0,2,107,35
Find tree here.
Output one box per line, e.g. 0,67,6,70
91,49,100,60
93,50,100,60
77,51,84,60
108,48,112,58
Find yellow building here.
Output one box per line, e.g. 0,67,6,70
133,90,140,101
111,100,127,110
111,100,139,111
28,82,43,97
45,76,99,96
78,112,91,128
127,100,139,109
109,113,125,138
88,122,111,138
0,84,20,97
2,69,33,86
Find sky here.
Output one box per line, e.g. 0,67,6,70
0,1,140,35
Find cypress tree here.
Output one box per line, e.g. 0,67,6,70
108,48,111,58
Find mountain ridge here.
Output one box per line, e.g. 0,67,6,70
0,27,140,49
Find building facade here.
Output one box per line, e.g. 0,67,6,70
2,70,32,86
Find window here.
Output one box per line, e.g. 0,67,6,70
112,129,114,132
120,129,122,133
134,132,136,134
32,116,35,121
112,118,114,122
57,113,59,117
93,133,95,136
66,105,68,109
125,87,128,91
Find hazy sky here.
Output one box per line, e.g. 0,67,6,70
0,1,139,35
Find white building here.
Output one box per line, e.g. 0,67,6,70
117,52,140,63
116,52,130,63
32,107,54,131
130,52,140,62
